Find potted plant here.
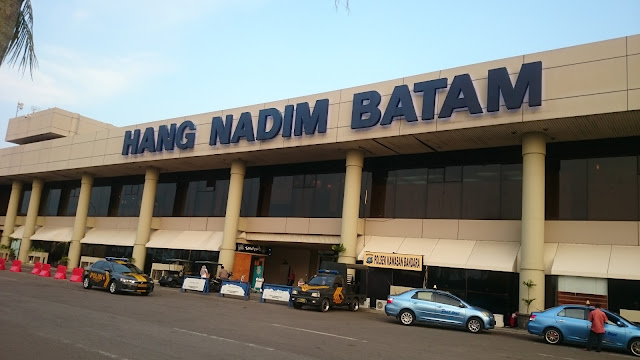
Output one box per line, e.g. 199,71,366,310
519,279,537,329
58,256,69,266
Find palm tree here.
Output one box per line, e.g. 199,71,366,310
1,0,37,77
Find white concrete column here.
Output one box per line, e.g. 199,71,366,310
339,150,364,266
67,174,94,270
0,180,22,247
519,133,547,314
219,160,246,271
132,168,159,271
18,178,44,262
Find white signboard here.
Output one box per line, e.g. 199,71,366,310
182,277,207,292
262,288,290,303
220,283,246,297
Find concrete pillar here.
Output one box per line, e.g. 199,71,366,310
0,180,22,247
219,160,246,271
67,174,94,270
519,133,547,314
339,150,364,266
132,168,159,271
18,178,44,262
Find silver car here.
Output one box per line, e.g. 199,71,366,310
385,289,495,333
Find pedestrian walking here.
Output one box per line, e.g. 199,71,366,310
585,303,607,352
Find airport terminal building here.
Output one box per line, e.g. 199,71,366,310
1,35,639,319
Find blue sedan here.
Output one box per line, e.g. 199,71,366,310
385,289,495,333
527,305,640,357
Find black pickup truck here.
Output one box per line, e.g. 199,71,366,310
290,262,364,312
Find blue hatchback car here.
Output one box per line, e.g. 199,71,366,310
527,305,640,357
385,289,495,333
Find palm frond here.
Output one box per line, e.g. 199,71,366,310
1,0,38,78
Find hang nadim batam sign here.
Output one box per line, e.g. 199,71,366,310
122,62,542,155
364,251,423,271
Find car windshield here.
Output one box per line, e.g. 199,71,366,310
111,262,143,274
307,275,333,286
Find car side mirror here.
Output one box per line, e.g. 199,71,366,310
459,303,466,308
617,321,625,327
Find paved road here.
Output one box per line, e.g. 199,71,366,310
0,270,635,360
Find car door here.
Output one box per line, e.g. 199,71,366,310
602,311,627,348
555,307,590,343
101,262,113,288
410,291,438,322
88,261,105,286
434,293,466,326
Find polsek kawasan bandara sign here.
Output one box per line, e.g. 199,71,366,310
364,251,423,271
122,62,542,155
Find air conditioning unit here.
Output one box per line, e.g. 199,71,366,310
375,300,386,311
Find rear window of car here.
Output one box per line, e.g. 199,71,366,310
412,291,434,301
435,293,462,307
557,308,586,320
91,261,105,270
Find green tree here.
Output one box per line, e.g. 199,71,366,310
1,0,37,77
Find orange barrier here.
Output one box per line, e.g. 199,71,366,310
0,258,5,270
31,261,42,275
53,265,67,280
69,267,83,282
39,263,52,277
10,260,22,272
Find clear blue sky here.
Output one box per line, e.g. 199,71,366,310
1,0,639,148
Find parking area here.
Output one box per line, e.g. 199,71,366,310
0,269,636,360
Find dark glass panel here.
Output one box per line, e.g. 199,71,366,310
391,168,428,219
427,167,462,219
183,179,229,217
40,188,62,216
0,185,9,216
268,176,293,216
587,157,638,221
558,159,588,220
500,164,522,220
153,182,176,217
18,189,31,216
462,164,500,219
64,187,81,216
88,186,111,217
117,184,143,217
240,177,260,217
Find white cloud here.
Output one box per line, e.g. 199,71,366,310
0,46,171,110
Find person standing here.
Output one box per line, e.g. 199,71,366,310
585,303,607,352
287,268,295,286
217,265,229,280
200,265,209,278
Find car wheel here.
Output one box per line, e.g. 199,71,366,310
349,299,359,312
108,280,118,294
293,303,303,310
399,310,415,326
466,317,483,333
82,277,92,289
628,338,640,357
319,298,330,312
543,327,563,345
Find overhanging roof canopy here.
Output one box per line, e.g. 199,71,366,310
607,246,640,280
465,241,520,272
426,239,476,268
551,244,611,278
9,225,27,239
245,233,340,245
81,228,136,247
31,226,74,242
146,230,223,251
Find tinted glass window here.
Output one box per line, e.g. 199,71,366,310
183,179,229,216
241,177,260,217
153,182,176,217
111,263,143,274
64,187,81,216
40,188,62,216
18,189,31,216
587,157,638,220
414,291,434,301
462,164,500,219
91,261,105,270
435,293,461,307
558,308,586,320
117,184,143,216
88,186,111,216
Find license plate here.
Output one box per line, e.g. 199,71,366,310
138,284,147,288
296,298,306,303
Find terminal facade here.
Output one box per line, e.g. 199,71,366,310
1,35,639,319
